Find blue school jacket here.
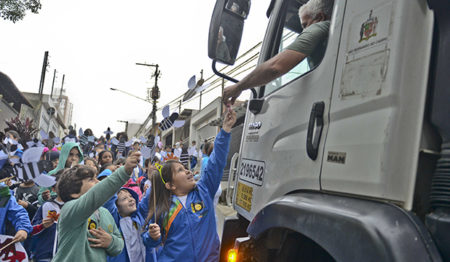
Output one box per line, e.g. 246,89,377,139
0,193,33,235
30,204,60,260
104,187,155,262
142,129,230,262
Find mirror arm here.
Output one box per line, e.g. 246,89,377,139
212,59,239,83
266,0,276,18
212,59,258,98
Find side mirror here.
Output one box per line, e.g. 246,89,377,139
208,0,251,65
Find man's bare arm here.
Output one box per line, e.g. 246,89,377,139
223,49,306,104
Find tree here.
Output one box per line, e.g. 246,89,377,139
4,116,38,148
0,0,42,23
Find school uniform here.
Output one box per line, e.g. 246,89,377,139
142,129,230,262
30,199,64,261
104,187,155,262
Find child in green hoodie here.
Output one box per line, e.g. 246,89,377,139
52,151,141,262
38,142,83,204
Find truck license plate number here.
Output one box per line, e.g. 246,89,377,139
239,158,265,186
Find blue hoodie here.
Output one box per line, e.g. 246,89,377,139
142,129,230,262
104,187,155,262
0,191,33,236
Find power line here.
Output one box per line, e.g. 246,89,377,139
136,41,262,135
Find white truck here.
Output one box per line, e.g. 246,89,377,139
207,0,450,261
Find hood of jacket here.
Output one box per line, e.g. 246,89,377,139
48,142,83,175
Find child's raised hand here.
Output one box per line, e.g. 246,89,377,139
222,106,237,133
125,152,141,175
88,227,112,249
148,223,161,241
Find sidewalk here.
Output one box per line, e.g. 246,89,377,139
215,182,237,239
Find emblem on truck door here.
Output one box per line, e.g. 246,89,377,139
359,10,378,42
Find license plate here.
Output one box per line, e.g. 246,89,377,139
238,158,265,186
236,182,253,212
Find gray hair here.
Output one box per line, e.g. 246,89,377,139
299,0,334,20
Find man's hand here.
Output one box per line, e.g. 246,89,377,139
223,84,242,106
17,199,28,208
88,227,112,248
148,223,161,241
124,152,141,175
12,230,27,242
42,217,55,228
42,190,51,201
222,106,237,133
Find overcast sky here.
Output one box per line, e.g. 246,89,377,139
0,0,270,136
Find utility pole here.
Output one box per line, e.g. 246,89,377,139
35,51,49,130
50,69,57,99
59,74,65,99
38,51,49,102
199,70,204,110
136,63,160,132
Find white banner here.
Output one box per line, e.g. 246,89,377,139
0,234,29,262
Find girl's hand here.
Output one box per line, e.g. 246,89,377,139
222,106,237,133
42,217,55,228
125,152,141,175
88,227,112,248
148,223,161,241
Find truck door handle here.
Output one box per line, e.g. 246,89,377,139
307,101,325,160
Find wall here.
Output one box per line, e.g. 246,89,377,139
189,97,222,146
0,100,18,132
126,123,142,139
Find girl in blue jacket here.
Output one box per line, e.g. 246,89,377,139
104,186,155,262
142,108,236,262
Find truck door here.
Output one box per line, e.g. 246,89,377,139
321,0,434,209
234,0,346,221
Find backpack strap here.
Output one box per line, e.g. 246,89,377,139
162,198,183,239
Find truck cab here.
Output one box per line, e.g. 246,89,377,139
208,0,450,261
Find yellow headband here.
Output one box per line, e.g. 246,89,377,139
154,163,165,184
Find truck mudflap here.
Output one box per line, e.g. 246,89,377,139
247,192,442,262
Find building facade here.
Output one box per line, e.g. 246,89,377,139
22,92,72,138
0,72,34,132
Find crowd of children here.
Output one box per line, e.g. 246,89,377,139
0,107,236,261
